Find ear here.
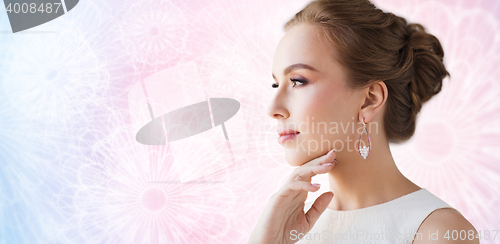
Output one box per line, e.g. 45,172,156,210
359,80,388,123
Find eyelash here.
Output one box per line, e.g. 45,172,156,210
272,78,308,88
291,78,307,87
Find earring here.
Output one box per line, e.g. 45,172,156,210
358,117,371,160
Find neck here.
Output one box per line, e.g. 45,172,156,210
326,135,420,211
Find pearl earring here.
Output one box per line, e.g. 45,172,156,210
358,117,371,160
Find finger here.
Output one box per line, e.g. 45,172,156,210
303,149,337,168
294,162,335,181
279,181,322,196
289,149,337,182
305,191,334,227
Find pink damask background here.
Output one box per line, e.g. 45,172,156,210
0,0,498,243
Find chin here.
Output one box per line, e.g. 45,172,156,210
285,149,310,167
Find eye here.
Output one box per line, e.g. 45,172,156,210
290,78,308,87
271,83,279,88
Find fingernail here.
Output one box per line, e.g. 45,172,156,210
311,183,321,188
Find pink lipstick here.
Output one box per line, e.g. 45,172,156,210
277,129,300,145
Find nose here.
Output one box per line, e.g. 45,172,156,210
266,92,289,120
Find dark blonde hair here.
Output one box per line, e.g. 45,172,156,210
285,0,450,143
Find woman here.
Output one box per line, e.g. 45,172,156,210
248,0,479,243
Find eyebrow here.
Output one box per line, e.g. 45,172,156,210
272,63,318,80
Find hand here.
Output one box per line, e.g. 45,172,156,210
247,149,337,244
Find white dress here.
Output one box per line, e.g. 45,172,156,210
293,188,456,244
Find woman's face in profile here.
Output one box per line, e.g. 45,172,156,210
268,23,362,166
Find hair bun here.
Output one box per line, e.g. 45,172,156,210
405,23,450,114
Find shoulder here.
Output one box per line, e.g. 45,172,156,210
413,208,479,244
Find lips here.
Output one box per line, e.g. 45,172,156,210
277,128,300,145
277,128,300,137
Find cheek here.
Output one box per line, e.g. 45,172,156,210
293,87,341,153
300,86,358,142
284,84,358,164
301,86,340,123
